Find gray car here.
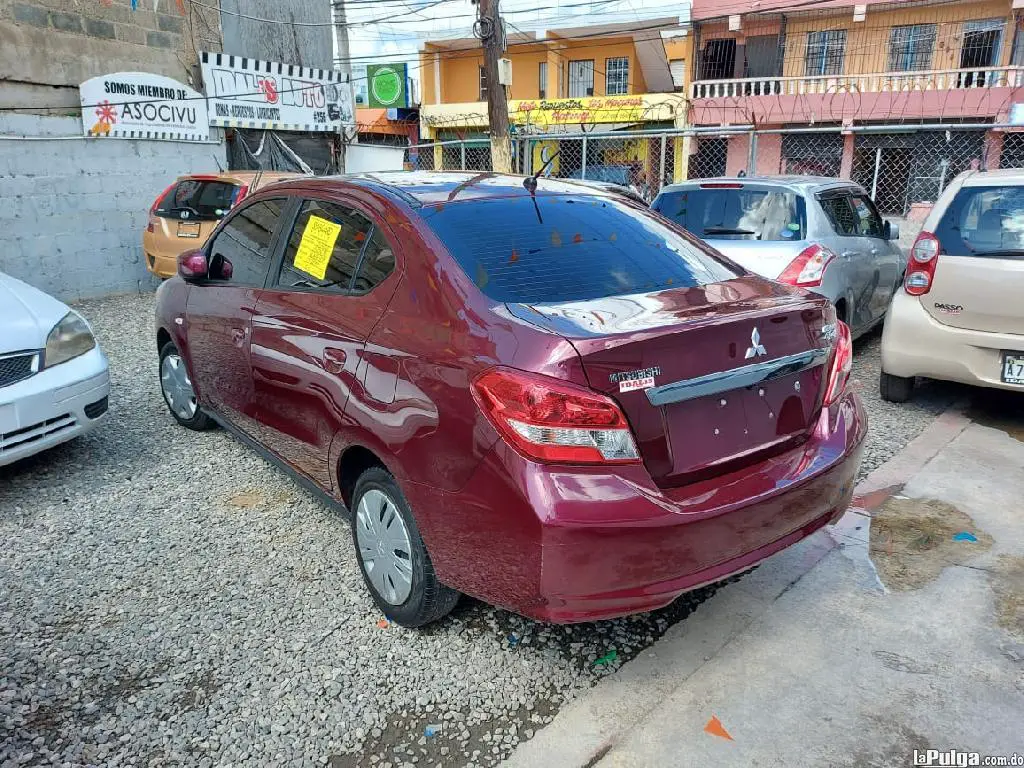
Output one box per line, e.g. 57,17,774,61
652,177,907,338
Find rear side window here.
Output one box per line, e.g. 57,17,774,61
654,188,806,241
278,200,374,291
935,185,1024,257
819,193,885,238
208,198,286,285
421,195,739,303
849,195,885,238
819,195,858,236
156,179,242,221
351,229,396,293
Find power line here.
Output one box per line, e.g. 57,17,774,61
189,0,456,28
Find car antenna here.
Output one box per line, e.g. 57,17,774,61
523,151,560,193
212,153,224,173
252,166,265,193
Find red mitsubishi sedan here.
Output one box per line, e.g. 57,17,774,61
155,172,865,627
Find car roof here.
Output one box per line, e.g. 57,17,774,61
958,168,1024,187
179,171,302,184
268,171,622,207
659,175,863,195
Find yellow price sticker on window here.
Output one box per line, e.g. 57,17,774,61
293,215,341,281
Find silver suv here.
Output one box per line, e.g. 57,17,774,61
653,177,906,338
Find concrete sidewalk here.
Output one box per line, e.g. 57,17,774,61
504,411,1024,768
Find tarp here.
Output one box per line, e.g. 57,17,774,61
228,129,337,174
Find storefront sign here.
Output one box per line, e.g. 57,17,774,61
367,63,409,109
79,72,209,141
511,95,646,129
201,51,353,131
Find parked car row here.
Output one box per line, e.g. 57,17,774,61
6,168,1019,631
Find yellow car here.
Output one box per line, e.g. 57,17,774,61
143,171,300,278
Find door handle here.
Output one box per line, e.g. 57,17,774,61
841,250,858,259
323,348,347,374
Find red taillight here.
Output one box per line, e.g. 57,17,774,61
700,182,744,189
778,244,837,288
824,320,853,406
150,182,176,216
904,232,940,296
471,368,640,465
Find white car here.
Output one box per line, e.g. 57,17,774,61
881,169,1024,401
0,273,110,467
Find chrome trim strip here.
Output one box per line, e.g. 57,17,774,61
644,348,830,407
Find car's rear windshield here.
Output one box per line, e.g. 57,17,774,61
935,185,1024,258
420,194,740,303
653,186,807,241
155,179,243,221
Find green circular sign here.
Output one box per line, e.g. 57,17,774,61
371,66,403,106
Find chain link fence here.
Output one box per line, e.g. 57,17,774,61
404,125,1023,212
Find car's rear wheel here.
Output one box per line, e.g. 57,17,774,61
351,467,459,627
880,371,914,403
159,341,213,430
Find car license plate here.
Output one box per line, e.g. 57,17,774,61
1002,353,1024,385
177,222,201,238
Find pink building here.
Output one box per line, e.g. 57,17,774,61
686,0,1024,214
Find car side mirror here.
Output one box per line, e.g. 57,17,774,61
885,220,900,241
178,249,208,281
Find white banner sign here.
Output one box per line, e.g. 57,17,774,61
79,72,209,141
200,51,353,132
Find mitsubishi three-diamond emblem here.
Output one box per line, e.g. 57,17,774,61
745,327,767,359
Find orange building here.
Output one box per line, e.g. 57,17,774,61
418,19,691,179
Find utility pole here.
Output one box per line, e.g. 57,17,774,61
478,0,512,173
334,0,356,173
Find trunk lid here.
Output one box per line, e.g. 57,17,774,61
510,276,835,487
923,255,1024,335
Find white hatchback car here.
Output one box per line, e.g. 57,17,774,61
881,169,1024,401
0,272,110,467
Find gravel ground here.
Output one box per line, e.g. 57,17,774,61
1,292,955,768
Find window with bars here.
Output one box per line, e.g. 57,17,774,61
605,57,629,95
568,60,595,97
805,30,847,76
479,65,488,101
539,61,547,99
888,24,937,72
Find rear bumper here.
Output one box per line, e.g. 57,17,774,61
882,291,1024,391
145,251,178,279
142,231,185,279
409,390,866,623
0,347,110,467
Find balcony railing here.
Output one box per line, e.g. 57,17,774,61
691,65,1024,99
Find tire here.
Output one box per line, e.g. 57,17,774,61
880,371,914,403
158,341,214,430
351,467,459,627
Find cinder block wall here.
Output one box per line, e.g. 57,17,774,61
0,114,227,301
0,0,221,111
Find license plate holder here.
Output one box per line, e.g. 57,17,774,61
1001,352,1024,385
177,222,201,238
